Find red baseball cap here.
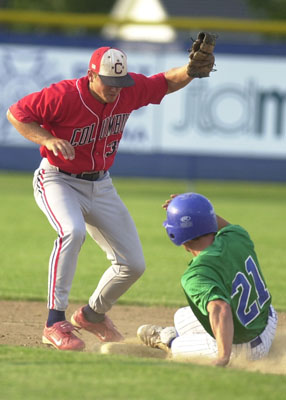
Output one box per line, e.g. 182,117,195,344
89,47,134,88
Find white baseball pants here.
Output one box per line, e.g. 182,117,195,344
171,305,278,361
33,158,145,312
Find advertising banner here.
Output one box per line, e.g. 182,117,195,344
1,43,285,162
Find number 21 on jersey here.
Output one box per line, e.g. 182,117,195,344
231,255,270,326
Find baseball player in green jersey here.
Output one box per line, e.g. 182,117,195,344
137,193,277,367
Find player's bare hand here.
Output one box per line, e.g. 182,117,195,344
44,137,75,160
162,194,178,210
212,356,230,367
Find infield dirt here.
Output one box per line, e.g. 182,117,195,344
1,301,285,375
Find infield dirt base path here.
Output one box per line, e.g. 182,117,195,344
1,301,286,375
0,301,177,350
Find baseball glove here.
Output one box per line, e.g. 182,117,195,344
187,32,217,79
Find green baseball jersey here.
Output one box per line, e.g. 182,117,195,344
181,225,271,344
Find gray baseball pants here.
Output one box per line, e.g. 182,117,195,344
33,158,145,313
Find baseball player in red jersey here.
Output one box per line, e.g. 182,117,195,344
7,46,213,351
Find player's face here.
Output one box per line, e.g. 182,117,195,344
88,71,122,103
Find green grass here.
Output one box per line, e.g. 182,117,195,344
0,172,285,309
1,172,286,400
0,346,285,400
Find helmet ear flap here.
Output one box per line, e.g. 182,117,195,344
164,223,196,246
163,193,218,246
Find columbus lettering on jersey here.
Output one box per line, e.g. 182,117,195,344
69,113,130,147
70,123,96,146
99,113,130,139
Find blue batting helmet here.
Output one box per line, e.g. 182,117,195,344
163,193,218,246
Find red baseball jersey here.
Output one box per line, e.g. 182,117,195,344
9,73,168,173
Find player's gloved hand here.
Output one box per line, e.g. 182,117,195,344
187,32,217,78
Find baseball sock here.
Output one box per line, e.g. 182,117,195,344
82,304,105,323
47,310,66,327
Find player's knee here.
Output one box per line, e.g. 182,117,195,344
174,307,193,326
66,226,86,246
121,259,146,280
121,249,146,278
132,259,146,278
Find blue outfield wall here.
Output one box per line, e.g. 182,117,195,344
112,153,286,183
1,146,286,182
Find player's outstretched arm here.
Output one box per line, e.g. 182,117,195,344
6,110,75,160
164,65,193,94
207,299,234,367
165,32,217,94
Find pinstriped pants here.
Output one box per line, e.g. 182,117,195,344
171,305,278,360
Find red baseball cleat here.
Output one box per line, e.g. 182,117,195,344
71,307,124,342
42,320,85,351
